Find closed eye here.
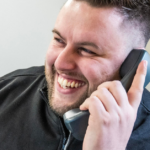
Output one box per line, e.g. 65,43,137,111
80,47,95,54
78,47,96,56
54,38,64,44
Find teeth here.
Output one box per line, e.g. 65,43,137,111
71,81,75,88
63,79,67,87
75,83,78,88
58,76,85,89
60,78,63,85
62,86,67,89
67,82,71,87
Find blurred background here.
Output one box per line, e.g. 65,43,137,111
0,0,150,91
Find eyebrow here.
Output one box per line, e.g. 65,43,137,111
78,42,99,49
52,29,99,49
52,29,66,41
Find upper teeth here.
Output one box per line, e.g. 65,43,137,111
58,76,85,89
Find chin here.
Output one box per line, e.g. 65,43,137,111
48,93,87,117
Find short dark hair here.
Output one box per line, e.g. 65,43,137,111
74,0,150,45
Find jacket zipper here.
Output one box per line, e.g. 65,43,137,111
62,138,67,150
59,117,69,150
39,89,72,150
63,132,72,150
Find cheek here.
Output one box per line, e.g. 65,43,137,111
46,44,60,69
81,58,120,85
81,60,103,84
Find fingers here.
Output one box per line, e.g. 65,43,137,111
97,81,128,109
80,81,127,115
80,96,106,117
128,60,147,110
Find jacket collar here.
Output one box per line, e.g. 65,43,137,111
39,78,62,125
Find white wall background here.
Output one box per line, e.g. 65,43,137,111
0,0,66,77
0,0,150,77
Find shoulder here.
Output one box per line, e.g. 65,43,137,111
0,66,45,81
0,66,46,91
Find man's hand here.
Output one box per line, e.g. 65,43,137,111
80,60,147,150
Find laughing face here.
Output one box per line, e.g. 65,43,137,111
45,0,132,116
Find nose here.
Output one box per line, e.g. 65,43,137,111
54,45,77,71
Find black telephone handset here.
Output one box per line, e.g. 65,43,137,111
63,49,150,141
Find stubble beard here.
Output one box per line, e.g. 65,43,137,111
45,65,89,117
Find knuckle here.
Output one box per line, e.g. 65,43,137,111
91,91,98,97
102,113,120,126
97,85,101,90
102,113,111,125
91,87,108,97
88,96,101,110
124,111,131,120
89,95,98,104
99,87,107,94
97,81,110,89
112,80,122,88
110,112,121,124
114,114,121,123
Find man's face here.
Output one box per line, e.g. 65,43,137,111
45,0,131,116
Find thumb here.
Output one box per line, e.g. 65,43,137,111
128,60,147,110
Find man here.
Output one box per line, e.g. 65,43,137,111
0,0,150,149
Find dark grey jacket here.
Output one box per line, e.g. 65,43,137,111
0,66,150,150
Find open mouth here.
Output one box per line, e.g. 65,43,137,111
58,75,85,89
